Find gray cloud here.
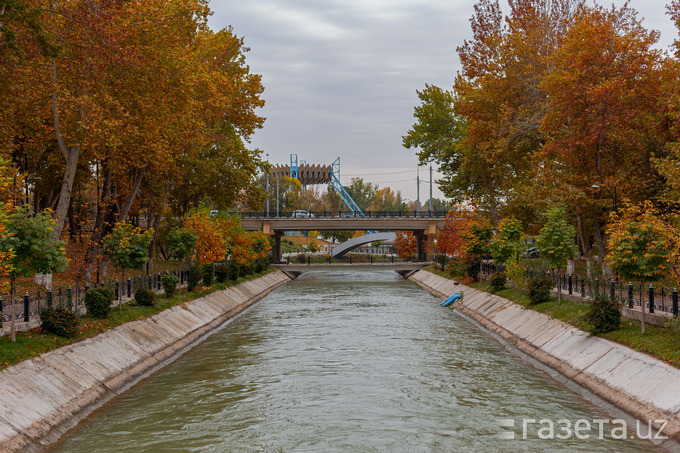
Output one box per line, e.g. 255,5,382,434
210,0,676,202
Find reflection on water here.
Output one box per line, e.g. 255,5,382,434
51,270,656,452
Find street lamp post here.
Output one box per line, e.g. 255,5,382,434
591,184,617,211
266,153,270,217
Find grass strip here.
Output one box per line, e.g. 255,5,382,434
424,266,680,370
0,269,275,370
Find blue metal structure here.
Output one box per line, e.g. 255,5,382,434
330,157,364,216
290,154,299,179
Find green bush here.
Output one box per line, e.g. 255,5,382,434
84,287,114,318
255,258,269,273
161,273,179,298
239,264,249,277
187,266,201,291
528,275,553,305
586,295,622,334
490,272,507,292
465,259,480,281
135,288,155,306
215,265,228,283
228,262,240,281
40,308,78,338
202,263,215,286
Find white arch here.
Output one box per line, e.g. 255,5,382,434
331,232,396,258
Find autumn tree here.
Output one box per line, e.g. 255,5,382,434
102,223,154,307
395,231,417,260
535,206,578,304
605,202,672,334
0,206,68,342
166,227,198,277
183,208,227,266
490,217,523,264
540,3,666,272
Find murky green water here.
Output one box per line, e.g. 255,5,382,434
51,270,656,452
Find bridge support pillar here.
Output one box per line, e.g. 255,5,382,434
415,231,435,262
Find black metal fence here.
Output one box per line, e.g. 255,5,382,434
235,210,449,219
481,262,679,316
0,269,187,330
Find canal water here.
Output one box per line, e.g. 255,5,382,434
51,270,655,452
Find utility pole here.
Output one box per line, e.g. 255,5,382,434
416,166,420,215
266,154,270,217
429,164,433,212
276,173,280,217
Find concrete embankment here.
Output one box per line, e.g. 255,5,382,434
410,269,680,452
0,270,291,453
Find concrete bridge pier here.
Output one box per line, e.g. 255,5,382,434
415,222,437,262
272,232,283,263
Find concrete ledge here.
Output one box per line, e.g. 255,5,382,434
410,270,680,452
0,270,291,452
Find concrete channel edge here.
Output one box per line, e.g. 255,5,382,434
409,269,680,452
0,270,292,453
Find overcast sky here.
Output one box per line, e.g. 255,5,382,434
209,1,676,203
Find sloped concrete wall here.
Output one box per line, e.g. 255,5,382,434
0,271,291,453
410,270,680,452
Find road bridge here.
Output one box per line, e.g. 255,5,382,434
237,211,446,263
272,262,432,279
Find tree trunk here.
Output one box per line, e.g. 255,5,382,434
576,214,592,278
83,164,113,282
51,65,81,241
118,168,145,223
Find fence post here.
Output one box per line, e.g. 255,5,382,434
180,269,184,285
580,278,585,297
307,256,310,265
673,288,679,317
157,273,161,290
23,292,30,322
628,283,634,308
67,286,73,310
0,296,3,328
370,255,373,264
594,278,599,297
47,289,53,309
391,255,394,264
148,275,153,290
568,275,573,295
349,256,352,264
610,279,615,301
115,280,119,301
127,277,132,297
649,285,655,314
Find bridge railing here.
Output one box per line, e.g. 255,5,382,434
233,210,449,219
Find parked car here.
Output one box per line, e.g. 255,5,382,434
291,210,314,218
523,247,540,259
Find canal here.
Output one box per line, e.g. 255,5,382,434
51,270,655,452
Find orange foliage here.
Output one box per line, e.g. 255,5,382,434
395,231,417,260
183,209,227,266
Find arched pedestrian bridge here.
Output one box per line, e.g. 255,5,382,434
238,211,447,263
330,232,396,258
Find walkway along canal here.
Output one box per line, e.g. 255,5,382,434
50,269,656,452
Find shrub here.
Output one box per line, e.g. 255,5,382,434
528,275,553,305
40,308,78,338
202,263,215,286
505,258,527,290
84,287,114,318
255,258,269,273
228,262,239,281
215,265,228,283
187,266,201,291
586,295,622,334
490,272,507,292
135,288,155,306
161,273,179,298
465,259,480,282
239,264,249,277
296,253,306,264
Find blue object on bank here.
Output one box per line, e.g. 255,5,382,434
440,293,462,307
